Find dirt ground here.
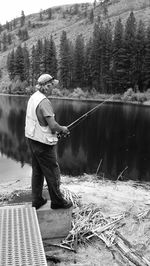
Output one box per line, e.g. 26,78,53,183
0,174,150,266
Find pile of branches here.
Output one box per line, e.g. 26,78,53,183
61,203,150,266
58,188,150,266
62,204,125,251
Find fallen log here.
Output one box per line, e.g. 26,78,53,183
114,231,150,266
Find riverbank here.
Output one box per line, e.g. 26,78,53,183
0,174,150,265
1,87,150,107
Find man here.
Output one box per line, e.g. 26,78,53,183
25,73,72,210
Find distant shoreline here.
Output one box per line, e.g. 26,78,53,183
1,92,150,107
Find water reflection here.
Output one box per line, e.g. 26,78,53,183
0,95,150,181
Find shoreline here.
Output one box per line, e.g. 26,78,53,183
1,174,150,209
1,92,150,107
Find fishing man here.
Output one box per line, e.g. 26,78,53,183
25,73,72,210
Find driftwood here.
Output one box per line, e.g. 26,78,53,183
95,158,103,176
45,253,61,263
98,229,150,266
115,240,149,266
44,242,76,252
44,189,150,266
115,231,150,266
116,166,128,182
65,204,150,266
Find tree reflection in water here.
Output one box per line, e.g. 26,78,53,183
1,95,150,181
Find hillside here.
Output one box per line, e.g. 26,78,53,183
1,0,150,83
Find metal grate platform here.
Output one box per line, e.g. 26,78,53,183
0,205,47,266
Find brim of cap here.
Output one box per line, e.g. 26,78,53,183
46,79,59,86
52,79,59,85
39,79,59,85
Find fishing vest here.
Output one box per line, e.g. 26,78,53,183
25,90,58,145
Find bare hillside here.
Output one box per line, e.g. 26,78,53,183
106,0,150,25
1,0,150,82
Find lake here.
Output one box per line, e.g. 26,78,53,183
0,94,150,183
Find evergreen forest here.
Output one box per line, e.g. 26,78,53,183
6,12,150,95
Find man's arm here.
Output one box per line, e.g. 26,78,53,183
45,116,69,135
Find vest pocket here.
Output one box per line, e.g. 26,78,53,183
45,135,58,145
25,119,36,137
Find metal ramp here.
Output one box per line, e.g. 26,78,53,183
0,205,47,266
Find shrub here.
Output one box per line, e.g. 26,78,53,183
130,95,138,102
146,88,150,94
112,94,122,101
51,88,63,97
25,86,35,95
61,88,70,97
8,80,28,95
90,88,98,97
136,93,147,103
69,87,86,98
122,88,147,103
122,88,134,101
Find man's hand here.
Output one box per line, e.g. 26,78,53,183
61,126,69,134
58,126,70,139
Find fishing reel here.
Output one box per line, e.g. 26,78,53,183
57,131,70,139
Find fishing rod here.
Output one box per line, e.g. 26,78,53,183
58,96,113,138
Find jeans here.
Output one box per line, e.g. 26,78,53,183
28,138,64,205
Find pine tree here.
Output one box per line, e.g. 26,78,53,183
124,11,137,88
103,4,108,18
7,33,12,45
41,36,57,76
23,44,30,83
47,8,52,20
2,32,7,51
41,38,49,73
73,4,79,15
94,0,97,8
35,39,43,78
18,28,29,41
21,10,25,27
13,18,16,29
134,20,145,91
31,45,36,85
102,22,113,93
0,69,2,79
39,10,43,21
143,25,150,90
7,49,15,80
112,18,126,93
6,21,10,31
68,41,74,88
0,24,3,33
9,22,13,31
23,28,29,41
59,31,72,89
47,35,57,77
74,34,85,88
14,45,25,81
91,23,104,91
84,38,93,89
89,9,94,23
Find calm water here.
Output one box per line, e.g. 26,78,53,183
0,94,150,182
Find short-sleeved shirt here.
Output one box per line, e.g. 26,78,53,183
36,98,54,126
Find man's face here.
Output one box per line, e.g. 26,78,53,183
44,82,53,95
42,79,59,95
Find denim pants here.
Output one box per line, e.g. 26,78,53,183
28,138,64,205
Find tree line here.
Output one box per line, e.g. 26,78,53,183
6,12,150,94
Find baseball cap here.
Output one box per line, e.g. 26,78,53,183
38,74,59,86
